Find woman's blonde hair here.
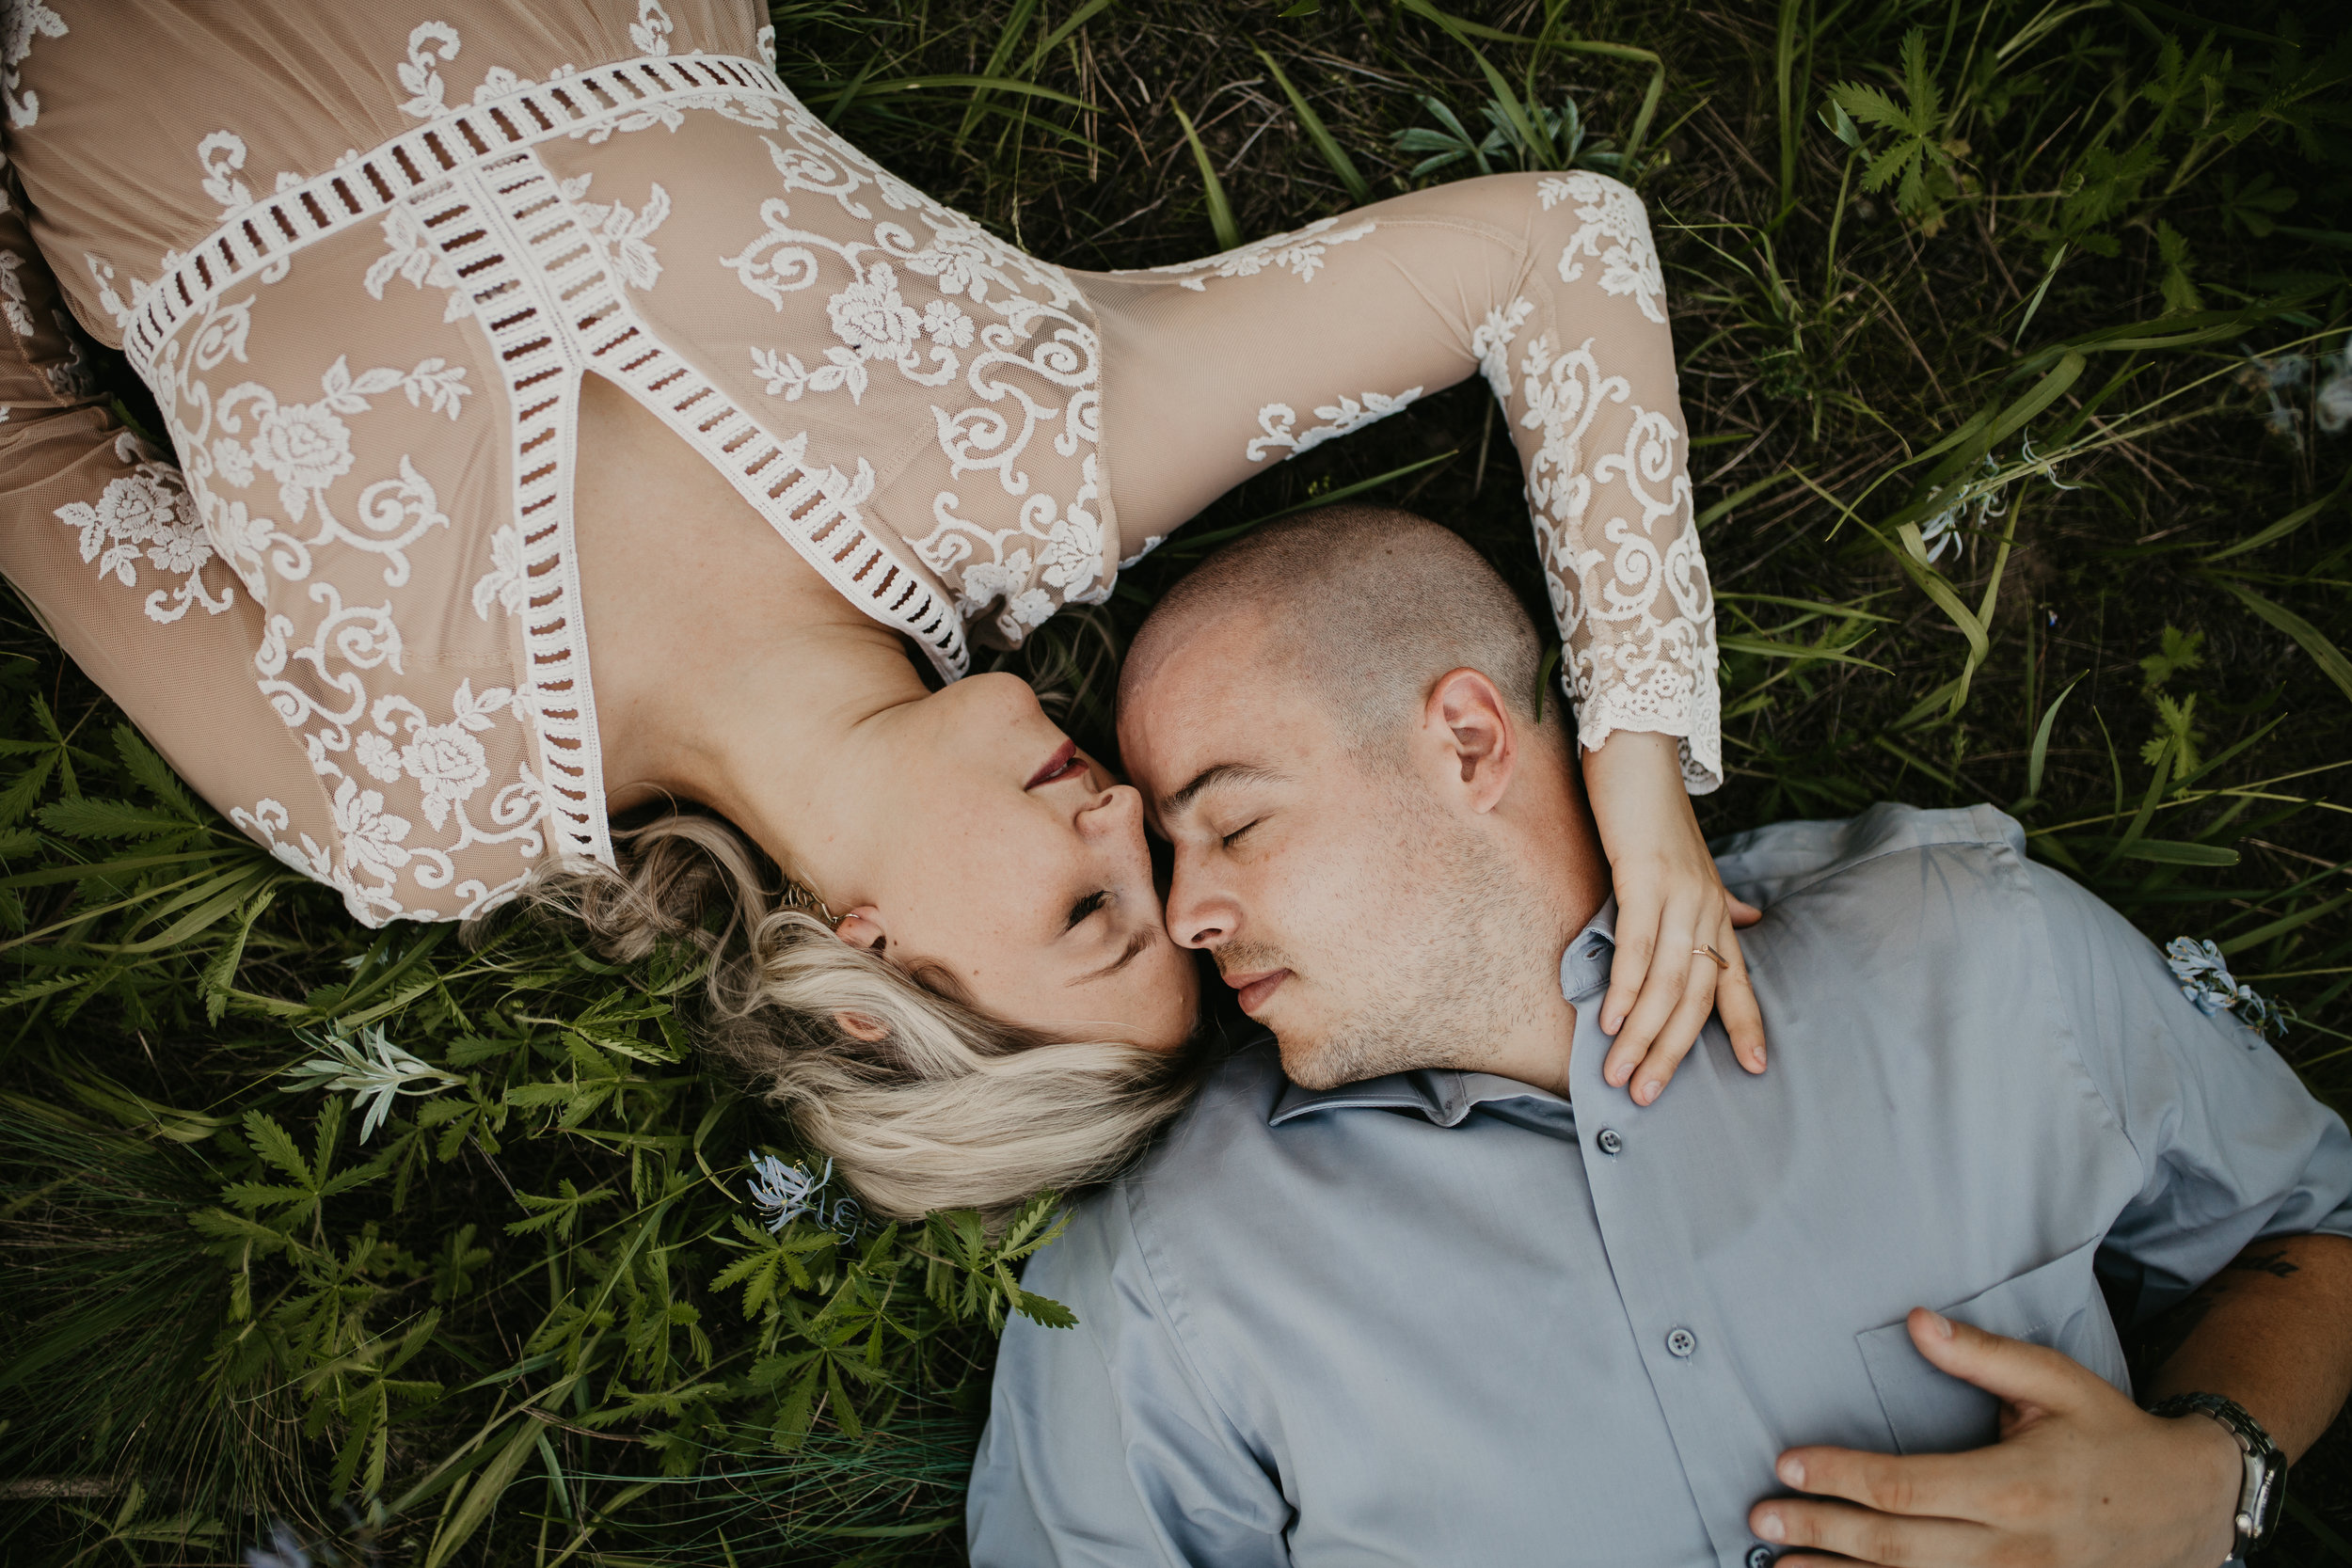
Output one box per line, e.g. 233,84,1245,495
532,809,1204,1223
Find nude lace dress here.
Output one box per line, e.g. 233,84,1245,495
0,0,1720,926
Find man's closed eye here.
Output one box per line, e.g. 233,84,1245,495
1221,820,1260,850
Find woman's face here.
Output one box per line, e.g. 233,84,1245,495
836,673,1199,1051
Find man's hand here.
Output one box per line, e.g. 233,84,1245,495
1749,1309,2242,1568
1581,730,1766,1103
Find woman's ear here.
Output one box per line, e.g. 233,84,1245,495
834,1010,890,1042
833,906,887,954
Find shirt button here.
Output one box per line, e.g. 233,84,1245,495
1596,1128,1624,1156
1585,939,1609,959
1665,1326,1697,1358
1747,1547,1777,1568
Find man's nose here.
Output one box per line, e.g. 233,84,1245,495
1165,858,1235,951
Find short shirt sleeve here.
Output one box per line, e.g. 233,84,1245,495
2030,862,2352,1319
967,1186,1293,1568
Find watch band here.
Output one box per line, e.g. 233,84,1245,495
2147,1392,2286,1560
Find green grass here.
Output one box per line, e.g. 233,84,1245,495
5,1,2351,1561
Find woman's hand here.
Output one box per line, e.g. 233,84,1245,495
1580,730,1766,1103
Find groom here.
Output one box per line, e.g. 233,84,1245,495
965,508,2352,1568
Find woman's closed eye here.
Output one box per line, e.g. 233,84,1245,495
1065,889,1111,930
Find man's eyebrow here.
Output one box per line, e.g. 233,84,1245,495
1159,762,1286,817
1072,924,1154,987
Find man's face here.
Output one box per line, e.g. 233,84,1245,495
1119,620,1534,1089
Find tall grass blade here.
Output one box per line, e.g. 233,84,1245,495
1256,50,1371,204
2216,579,2352,705
1170,101,1241,251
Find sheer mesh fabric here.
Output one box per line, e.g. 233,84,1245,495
0,0,1717,926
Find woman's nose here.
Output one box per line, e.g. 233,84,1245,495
1076,783,1145,841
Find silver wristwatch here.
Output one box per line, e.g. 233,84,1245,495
2147,1392,2286,1560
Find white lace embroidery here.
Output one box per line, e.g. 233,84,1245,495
1246,387,1423,463
40,310,94,398
364,204,476,322
564,175,672,291
1145,215,1375,292
1511,325,1715,785
0,245,31,336
1472,297,1534,403
52,434,233,624
630,1,675,57
397,23,462,119
1540,173,1667,326
755,24,777,71
724,106,1109,642
2,0,63,129
196,131,255,215
470,522,527,621
199,353,466,591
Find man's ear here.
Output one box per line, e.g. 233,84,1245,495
1422,668,1517,814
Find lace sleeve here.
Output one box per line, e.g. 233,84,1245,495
0,165,325,860
1480,174,1721,792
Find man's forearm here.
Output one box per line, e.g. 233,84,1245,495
2140,1231,2352,1461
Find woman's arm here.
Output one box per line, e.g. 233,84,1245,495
1089,172,1760,1095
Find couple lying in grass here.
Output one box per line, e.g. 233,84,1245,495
3,6,2346,1561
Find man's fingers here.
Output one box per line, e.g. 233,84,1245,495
1726,893,1765,927
1749,1496,1986,1567
1629,945,1716,1104
1906,1308,2096,1412
1772,1444,1997,1525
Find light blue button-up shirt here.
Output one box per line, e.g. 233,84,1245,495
968,805,2352,1568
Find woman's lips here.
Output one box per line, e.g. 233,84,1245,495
1227,970,1291,1016
1025,738,1081,789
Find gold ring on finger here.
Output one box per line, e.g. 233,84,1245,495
1692,944,1729,970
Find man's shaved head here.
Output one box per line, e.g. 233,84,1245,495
1120,505,1560,758
1116,504,1602,1092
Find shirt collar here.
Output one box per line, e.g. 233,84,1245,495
1267,1068,1570,1127
1558,896,1619,1004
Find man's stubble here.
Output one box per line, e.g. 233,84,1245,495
1269,771,1565,1091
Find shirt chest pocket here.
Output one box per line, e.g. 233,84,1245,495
1854,1237,2129,1455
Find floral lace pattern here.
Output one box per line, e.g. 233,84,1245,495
53,433,232,624
1540,172,1667,327
1479,288,1718,788
1145,215,1375,292
146,307,535,919
720,97,1109,645
1246,388,1422,462
0,243,31,335
3,0,64,129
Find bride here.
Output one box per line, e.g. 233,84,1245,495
0,0,1759,1216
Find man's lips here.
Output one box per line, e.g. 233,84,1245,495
1223,969,1291,1016
1025,738,1082,789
